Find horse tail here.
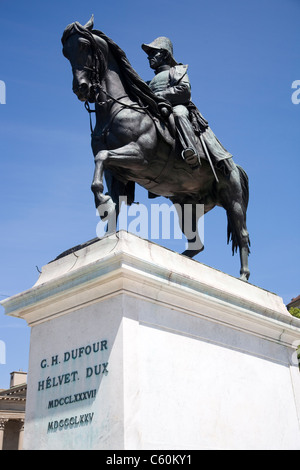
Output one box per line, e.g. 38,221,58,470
227,164,250,255
237,164,249,211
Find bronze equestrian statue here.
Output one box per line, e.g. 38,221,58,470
61,16,251,281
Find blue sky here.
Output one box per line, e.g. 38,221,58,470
0,0,299,388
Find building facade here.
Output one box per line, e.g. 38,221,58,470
0,371,27,450
287,295,300,310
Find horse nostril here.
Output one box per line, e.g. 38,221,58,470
79,83,89,93
73,81,90,100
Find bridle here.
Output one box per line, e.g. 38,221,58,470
83,72,149,135
66,26,149,133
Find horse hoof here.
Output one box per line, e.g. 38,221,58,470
96,195,116,221
239,271,250,282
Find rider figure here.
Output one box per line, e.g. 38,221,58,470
142,37,200,169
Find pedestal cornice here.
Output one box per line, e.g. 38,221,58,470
2,232,300,347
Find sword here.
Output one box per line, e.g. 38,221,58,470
200,134,219,183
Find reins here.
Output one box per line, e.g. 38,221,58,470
94,83,149,111
84,85,148,136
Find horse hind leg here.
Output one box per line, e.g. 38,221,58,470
174,202,205,258
227,211,250,281
222,195,250,281
217,163,250,280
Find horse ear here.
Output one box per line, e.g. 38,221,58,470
84,14,94,31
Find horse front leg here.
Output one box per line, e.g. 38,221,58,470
91,149,116,219
91,142,143,216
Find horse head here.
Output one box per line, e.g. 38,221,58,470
62,15,108,103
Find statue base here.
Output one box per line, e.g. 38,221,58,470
3,231,300,450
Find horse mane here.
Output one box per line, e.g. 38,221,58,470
62,23,164,118
94,30,167,117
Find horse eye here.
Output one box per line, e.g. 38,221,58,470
78,40,90,51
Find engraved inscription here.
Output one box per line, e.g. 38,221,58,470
36,339,109,432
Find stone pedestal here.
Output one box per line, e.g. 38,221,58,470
2,231,300,450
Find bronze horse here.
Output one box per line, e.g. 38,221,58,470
62,17,250,281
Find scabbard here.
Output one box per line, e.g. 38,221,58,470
200,134,219,183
